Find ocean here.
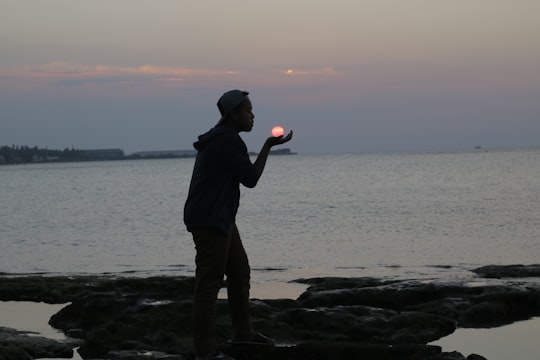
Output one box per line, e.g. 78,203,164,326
1,148,539,298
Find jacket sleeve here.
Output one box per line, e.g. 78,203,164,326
223,134,259,188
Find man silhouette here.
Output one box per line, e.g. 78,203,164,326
184,90,293,360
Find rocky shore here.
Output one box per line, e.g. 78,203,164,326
1,264,539,360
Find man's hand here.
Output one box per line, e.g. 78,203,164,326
253,130,294,182
266,130,293,147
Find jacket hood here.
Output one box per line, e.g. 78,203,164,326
193,126,233,151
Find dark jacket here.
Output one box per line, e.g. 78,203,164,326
183,126,259,234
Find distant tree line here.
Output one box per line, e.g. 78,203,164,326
0,145,87,164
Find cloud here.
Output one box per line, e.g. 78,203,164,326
0,62,339,80
54,77,137,87
284,67,337,76
0,62,343,93
0,62,239,85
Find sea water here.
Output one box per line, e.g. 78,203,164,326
1,148,539,292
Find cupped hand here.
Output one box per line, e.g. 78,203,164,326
266,130,293,147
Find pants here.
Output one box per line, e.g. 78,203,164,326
191,224,252,357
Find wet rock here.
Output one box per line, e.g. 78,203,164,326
51,297,193,359
0,326,75,359
275,305,455,344
1,271,538,359
296,280,453,309
0,275,195,304
444,284,534,328
427,351,467,359
466,354,487,360
297,278,540,328
0,344,32,360
473,264,540,278
223,342,449,360
103,349,186,359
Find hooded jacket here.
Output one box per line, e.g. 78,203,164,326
183,126,259,234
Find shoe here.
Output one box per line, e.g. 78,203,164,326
196,352,236,360
230,331,276,345
211,352,236,359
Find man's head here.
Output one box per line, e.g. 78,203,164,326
216,89,254,132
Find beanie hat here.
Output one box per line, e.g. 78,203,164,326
217,89,249,124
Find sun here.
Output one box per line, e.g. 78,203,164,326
271,126,284,137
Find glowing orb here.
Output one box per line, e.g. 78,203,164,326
271,126,285,137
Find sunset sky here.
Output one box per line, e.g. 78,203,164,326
1,0,539,154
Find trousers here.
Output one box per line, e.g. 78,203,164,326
191,224,252,357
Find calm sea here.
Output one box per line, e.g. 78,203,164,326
1,148,539,298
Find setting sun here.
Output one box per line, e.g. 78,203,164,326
271,126,284,137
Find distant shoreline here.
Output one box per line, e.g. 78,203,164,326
0,145,297,166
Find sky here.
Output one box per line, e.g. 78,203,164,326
1,0,539,154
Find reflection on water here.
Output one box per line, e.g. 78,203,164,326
432,317,540,360
0,301,82,360
0,301,67,340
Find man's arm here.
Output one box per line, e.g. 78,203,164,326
253,130,293,180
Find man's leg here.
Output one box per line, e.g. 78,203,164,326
192,228,230,358
225,224,253,340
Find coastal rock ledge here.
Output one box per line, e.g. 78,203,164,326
1,264,539,360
